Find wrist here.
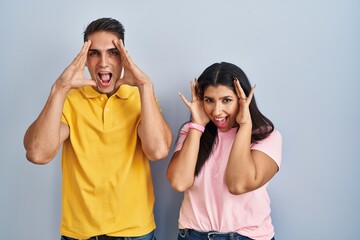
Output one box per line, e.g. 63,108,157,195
188,122,205,133
137,80,153,93
52,81,70,96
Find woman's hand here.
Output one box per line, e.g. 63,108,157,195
234,78,255,125
179,80,210,126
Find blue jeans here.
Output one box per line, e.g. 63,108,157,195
61,230,156,240
177,229,275,240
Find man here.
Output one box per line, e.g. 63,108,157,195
24,18,172,240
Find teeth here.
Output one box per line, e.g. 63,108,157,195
215,117,226,123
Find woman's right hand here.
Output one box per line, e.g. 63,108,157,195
179,79,210,126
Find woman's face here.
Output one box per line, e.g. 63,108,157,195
203,85,239,132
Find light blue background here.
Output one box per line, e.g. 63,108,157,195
0,0,359,239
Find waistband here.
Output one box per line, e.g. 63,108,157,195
179,228,254,240
88,236,117,240
62,236,119,240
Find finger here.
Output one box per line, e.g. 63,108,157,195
84,79,97,87
78,40,91,69
233,78,242,97
234,78,247,101
72,41,91,67
73,79,97,89
113,39,124,62
179,92,192,108
247,84,256,102
113,38,121,50
190,80,197,102
117,39,133,65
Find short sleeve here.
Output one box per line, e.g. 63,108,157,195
174,123,191,152
61,114,68,124
61,98,70,125
251,129,283,168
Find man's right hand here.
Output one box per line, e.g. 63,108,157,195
54,41,96,92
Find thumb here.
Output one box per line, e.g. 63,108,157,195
79,79,97,88
179,92,191,108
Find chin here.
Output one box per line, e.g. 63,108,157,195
97,86,115,94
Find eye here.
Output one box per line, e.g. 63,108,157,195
204,98,213,103
109,49,120,56
88,51,99,57
223,98,232,103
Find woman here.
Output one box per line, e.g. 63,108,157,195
167,62,282,240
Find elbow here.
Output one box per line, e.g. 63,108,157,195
149,149,169,161
166,173,193,192
146,145,171,161
144,132,172,161
227,183,250,195
226,180,255,195
169,181,191,193
25,150,53,165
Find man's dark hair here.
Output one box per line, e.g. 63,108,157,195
83,17,125,42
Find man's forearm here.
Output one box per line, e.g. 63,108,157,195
24,84,69,164
138,82,172,160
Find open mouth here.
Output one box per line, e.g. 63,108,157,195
214,117,228,128
98,73,112,86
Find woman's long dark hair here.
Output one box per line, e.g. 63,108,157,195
192,62,274,176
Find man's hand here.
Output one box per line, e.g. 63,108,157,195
54,41,96,92
113,39,151,89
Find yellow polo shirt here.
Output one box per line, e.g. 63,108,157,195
60,85,155,239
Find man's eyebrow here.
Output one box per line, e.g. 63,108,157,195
88,48,119,52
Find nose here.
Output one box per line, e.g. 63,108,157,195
213,102,223,116
99,54,108,68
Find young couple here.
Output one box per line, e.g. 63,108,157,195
24,18,282,240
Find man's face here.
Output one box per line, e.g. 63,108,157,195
86,31,122,96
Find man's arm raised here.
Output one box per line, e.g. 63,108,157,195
113,39,172,161
24,41,96,164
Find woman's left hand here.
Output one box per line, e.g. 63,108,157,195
234,78,255,125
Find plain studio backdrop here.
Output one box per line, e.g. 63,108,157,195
0,0,359,239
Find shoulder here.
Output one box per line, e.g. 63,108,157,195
116,85,140,100
251,128,283,166
64,88,84,107
66,87,93,102
266,129,282,143
254,128,282,147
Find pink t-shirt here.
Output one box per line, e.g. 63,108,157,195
174,124,282,240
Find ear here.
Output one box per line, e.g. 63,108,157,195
120,65,124,79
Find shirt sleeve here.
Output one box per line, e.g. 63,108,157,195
174,123,191,152
251,129,283,168
61,98,69,125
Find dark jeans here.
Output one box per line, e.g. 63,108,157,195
61,230,156,240
177,229,275,240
